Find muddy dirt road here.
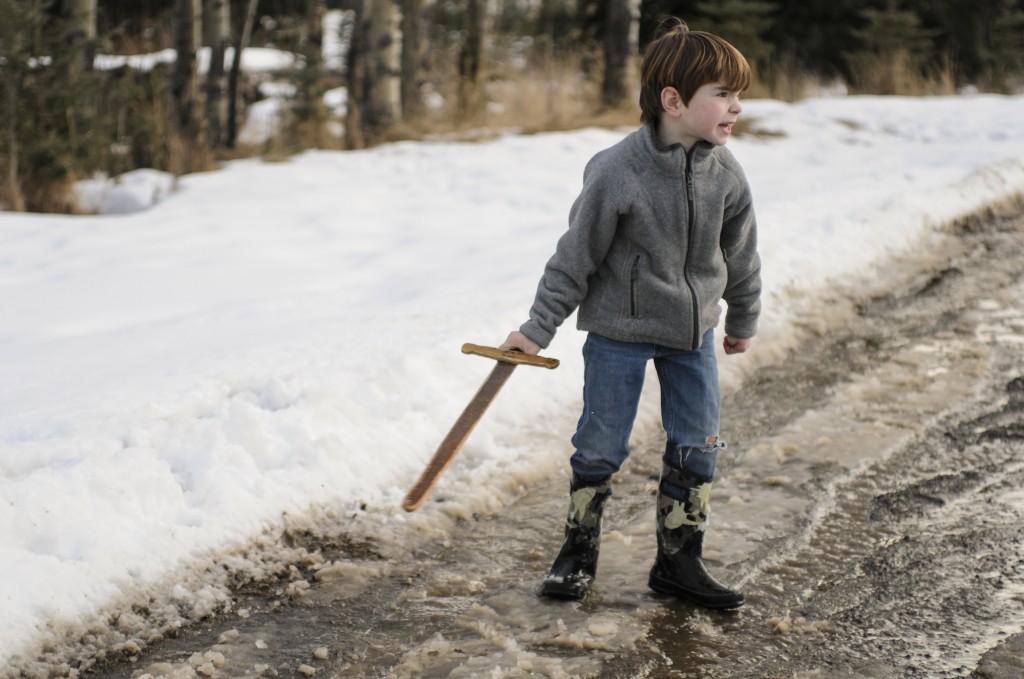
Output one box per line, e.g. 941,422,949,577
75,202,1024,679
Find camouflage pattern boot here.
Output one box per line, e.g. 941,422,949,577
649,445,744,610
540,474,612,600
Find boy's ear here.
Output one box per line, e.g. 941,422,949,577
660,86,684,117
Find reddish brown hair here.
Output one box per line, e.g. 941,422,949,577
639,19,751,125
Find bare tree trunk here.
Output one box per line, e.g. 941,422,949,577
204,0,231,148
306,0,326,46
4,67,25,212
66,0,97,75
601,0,638,108
227,0,259,149
348,0,402,143
369,0,402,127
300,0,329,147
0,0,32,211
172,0,203,168
457,0,486,121
400,0,424,119
343,0,368,149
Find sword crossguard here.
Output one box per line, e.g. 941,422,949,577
461,343,559,369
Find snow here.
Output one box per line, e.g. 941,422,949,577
2,92,1024,669
93,46,299,75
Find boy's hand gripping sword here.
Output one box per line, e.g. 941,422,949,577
402,343,559,512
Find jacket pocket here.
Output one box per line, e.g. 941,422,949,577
629,255,640,317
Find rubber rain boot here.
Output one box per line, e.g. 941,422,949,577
541,474,612,600
649,445,744,609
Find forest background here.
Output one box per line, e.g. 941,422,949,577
1,0,1023,214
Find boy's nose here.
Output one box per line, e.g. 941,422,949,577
730,98,743,114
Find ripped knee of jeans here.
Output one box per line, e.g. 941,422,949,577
663,438,726,480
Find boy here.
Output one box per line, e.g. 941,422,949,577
500,20,761,609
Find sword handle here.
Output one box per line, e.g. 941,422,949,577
461,343,559,369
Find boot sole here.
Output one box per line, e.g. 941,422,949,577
648,574,744,610
540,577,590,600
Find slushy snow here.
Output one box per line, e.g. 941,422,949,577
2,93,1024,672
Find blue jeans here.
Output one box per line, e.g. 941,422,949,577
570,330,721,481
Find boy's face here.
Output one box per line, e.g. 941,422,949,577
659,82,743,150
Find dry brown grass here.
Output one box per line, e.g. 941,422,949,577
749,59,831,102
382,52,857,147
481,57,641,134
379,51,641,145
847,50,956,96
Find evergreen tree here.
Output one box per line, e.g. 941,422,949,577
534,0,587,46
765,0,863,82
931,0,1024,89
846,1,938,93
694,0,776,67
638,0,701,49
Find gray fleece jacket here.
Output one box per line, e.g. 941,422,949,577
520,124,761,351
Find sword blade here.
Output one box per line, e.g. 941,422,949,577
402,361,517,511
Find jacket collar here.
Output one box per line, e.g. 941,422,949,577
640,123,713,175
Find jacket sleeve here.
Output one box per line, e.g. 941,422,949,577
520,153,628,348
720,176,762,339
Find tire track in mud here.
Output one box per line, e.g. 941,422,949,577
74,200,1024,679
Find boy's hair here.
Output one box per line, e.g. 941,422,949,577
639,19,751,125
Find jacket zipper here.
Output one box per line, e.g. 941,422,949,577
629,255,640,317
683,147,701,350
